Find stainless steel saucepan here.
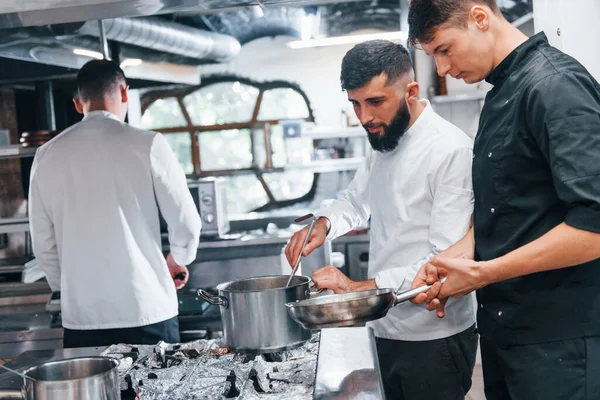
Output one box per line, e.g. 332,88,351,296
286,279,445,330
0,357,120,400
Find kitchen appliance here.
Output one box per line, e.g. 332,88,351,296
194,178,230,238
286,280,444,330
198,275,311,353
347,243,370,281
0,357,120,400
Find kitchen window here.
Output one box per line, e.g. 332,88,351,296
140,77,316,215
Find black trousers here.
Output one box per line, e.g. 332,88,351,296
481,335,600,400
376,324,478,400
63,316,180,348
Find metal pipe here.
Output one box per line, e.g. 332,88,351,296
97,20,110,60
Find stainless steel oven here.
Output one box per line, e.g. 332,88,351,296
346,243,370,281
190,178,230,238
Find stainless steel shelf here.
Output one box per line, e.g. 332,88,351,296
431,91,487,104
0,218,30,234
197,158,365,178
0,145,37,160
284,157,365,173
302,126,366,139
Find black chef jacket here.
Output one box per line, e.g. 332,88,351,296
473,32,600,346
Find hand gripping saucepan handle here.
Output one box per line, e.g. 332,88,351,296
197,289,229,309
392,277,447,306
286,214,317,287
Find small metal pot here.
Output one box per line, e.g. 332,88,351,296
0,357,120,400
198,275,312,353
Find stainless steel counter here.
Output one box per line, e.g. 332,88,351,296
0,327,384,399
314,327,385,399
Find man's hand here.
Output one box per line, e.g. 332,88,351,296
284,217,330,267
411,226,476,317
430,256,490,299
166,252,189,290
312,265,356,294
411,261,448,318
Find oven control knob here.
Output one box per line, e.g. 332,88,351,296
201,195,214,206
203,213,215,224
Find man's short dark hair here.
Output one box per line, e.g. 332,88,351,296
77,60,126,101
340,40,414,91
408,0,500,47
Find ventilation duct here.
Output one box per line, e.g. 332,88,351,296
49,17,241,62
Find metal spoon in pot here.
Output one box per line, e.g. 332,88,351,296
286,214,317,288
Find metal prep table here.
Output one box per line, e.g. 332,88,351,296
0,327,384,399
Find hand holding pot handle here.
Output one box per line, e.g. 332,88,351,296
393,278,447,305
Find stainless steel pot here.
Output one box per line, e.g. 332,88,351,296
198,275,312,353
0,357,120,400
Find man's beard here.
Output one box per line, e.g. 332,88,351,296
364,101,411,153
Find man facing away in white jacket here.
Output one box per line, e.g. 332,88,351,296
285,41,478,400
29,60,201,348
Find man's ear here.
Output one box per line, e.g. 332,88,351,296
73,97,84,115
405,81,420,105
470,5,491,31
120,85,129,104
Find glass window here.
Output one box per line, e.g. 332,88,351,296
262,171,314,201
197,129,253,171
257,88,310,120
269,125,313,167
141,98,186,129
162,132,193,175
224,175,269,214
183,82,260,125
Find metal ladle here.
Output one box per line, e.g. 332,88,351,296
286,214,317,288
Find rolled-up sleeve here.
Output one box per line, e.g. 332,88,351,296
315,150,373,240
29,153,61,291
528,72,600,233
150,134,201,265
375,146,474,290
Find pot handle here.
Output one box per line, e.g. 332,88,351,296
306,283,326,297
0,388,25,399
392,277,447,305
197,289,229,309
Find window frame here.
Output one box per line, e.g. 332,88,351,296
140,76,317,210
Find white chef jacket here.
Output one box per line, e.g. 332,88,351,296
29,111,201,330
317,100,476,341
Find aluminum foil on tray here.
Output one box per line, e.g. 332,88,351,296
101,334,320,399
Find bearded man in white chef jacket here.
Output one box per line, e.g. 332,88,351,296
29,60,201,348
284,41,477,400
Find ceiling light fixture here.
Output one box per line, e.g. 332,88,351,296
120,58,143,69
287,31,408,49
73,48,104,59
250,5,264,18
301,13,313,41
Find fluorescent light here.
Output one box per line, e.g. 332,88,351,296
250,5,264,18
120,58,143,69
73,48,104,59
287,31,408,49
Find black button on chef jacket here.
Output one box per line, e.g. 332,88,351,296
473,32,600,346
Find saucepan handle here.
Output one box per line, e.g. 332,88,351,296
197,289,229,309
0,388,25,399
392,278,447,305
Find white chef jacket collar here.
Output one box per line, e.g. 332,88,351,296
404,99,433,138
82,110,121,122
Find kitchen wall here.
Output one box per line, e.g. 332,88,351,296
197,36,358,128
